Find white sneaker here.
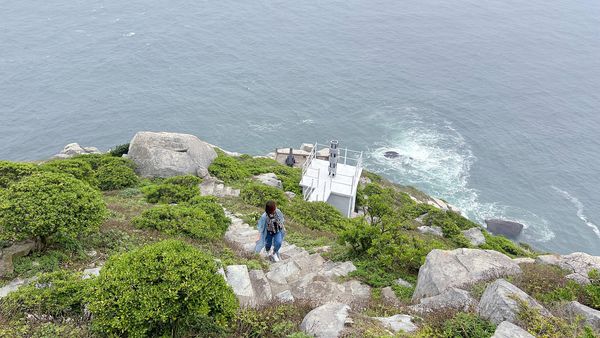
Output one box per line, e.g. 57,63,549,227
272,253,280,262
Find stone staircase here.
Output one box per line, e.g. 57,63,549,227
222,210,371,308
199,176,240,197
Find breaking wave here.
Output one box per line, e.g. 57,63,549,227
365,106,554,242
552,186,600,239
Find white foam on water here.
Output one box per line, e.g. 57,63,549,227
365,107,555,242
123,32,135,37
552,186,600,239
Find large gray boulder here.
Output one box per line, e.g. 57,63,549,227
0,240,37,277
412,248,521,301
409,287,477,314
491,321,534,338
477,279,550,324
485,219,524,238
128,131,217,178
225,265,255,307
417,226,443,237
536,252,600,285
563,301,600,332
300,302,350,338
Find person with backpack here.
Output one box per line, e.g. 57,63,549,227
255,200,285,262
285,148,296,167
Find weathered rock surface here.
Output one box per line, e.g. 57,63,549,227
413,248,521,301
374,314,418,333
128,131,217,178
200,177,240,198
417,226,443,237
53,143,102,159
381,287,399,304
0,240,37,277
223,210,369,308
485,219,524,238
409,287,477,314
285,191,297,199
462,227,486,246
395,278,413,288
535,252,600,285
253,173,283,189
82,267,101,279
0,277,35,298
300,302,350,338
249,270,273,306
477,279,550,324
491,321,535,338
564,301,600,332
225,265,256,307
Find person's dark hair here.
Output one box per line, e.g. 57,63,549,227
265,200,277,214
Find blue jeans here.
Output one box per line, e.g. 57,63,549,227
265,231,283,254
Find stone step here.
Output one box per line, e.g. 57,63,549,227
225,265,255,308
200,182,214,196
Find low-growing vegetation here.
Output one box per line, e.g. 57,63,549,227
133,204,226,240
1,148,591,338
0,172,107,247
142,174,202,203
86,239,238,337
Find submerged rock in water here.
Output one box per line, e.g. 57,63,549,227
384,151,400,159
485,219,524,238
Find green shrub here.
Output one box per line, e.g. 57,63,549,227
209,154,251,183
516,298,595,338
12,250,69,278
236,156,302,194
187,195,230,232
96,162,139,191
241,183,287,208
509,263,583,305
133,204,224,239
0,172,107,246
584,269,600,309
109,143,130,157
339,217,381,256
0,270,88,319
233,301,313,338
480,232,531,258
142,175,201,204
86,240,238,337
285,199,346,231
0,161,40,188
441,312,496,338
72,153,136,170
40,158,98,187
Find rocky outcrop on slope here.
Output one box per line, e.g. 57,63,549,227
563,301,600,332
412,248,521,301
536,252,600,285
53,143,102,159
223,210,370,308
491,321,535,338
0,240,37,277
300,302,350,338
477,279,551,324
128,131,217,178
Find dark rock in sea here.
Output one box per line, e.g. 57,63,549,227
384,151,400,159
485,219,524,239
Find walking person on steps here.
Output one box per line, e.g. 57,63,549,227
255,200,285,262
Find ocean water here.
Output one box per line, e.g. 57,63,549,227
1,0,599,254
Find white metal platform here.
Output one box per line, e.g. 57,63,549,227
299,142,363,217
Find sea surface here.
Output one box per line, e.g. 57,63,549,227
1,0,599,255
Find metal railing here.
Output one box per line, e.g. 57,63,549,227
301,142,363,202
